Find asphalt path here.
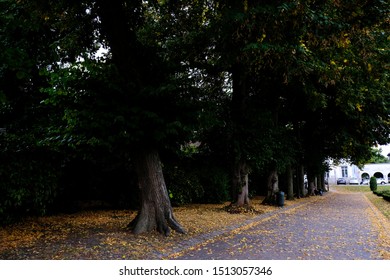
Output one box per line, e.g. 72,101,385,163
169,191,388,260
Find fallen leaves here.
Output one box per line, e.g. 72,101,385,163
168,191,390,260
223,203,263,214
0,197,284,259
1,193,388,260
364,193,390,259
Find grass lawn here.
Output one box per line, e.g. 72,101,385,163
331,185,390,220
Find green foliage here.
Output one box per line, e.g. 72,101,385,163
0,137,60,225
373,186,390,202
369,176,377,192
367,148,390,163
198,164,231,203
164,148,231,205
164,165,204,206
0,0,63,224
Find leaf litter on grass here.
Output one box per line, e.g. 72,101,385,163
363,193,390,259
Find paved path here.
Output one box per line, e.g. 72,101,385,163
168,191,387,260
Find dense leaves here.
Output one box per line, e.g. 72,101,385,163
0,0,63,221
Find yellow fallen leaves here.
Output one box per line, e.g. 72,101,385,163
1,194,375,259
363,194,390,260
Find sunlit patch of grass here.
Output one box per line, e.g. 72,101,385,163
365,192,390,220
332,185,390,193
331,185,371,192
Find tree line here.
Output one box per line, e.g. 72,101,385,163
0,0,389,235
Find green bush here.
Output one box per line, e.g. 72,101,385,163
369,176,377,192
0,153,60,225
164,154,231,205
198,165,230,203
373,189,390,201
164,165,205,206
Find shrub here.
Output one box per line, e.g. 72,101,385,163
369,176,377,192
198,165,230,203
164,165,204,206
0,152,60,225
373,189,390,202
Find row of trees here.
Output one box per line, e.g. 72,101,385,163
1,0,389,235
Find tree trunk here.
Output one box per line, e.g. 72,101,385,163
128,147,186,236
229,60,250,206
307,172,315,196
296,164,305,198
233,160,250,206
287,165,294,200
318,173,325,191
262,169,279,204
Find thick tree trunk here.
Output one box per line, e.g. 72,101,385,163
229,60,250,206
286,165,294,200
233,160,250,206
262,169,279,204
307,172,315,196
128,147,186,236
318,173,325,191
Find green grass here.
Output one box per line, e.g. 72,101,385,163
331,185,390,220
331,185,371,192
332,185,390,193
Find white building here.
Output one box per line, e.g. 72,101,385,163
327,162,390,185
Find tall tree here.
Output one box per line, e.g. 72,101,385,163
298,0,390,171
40,0,207,235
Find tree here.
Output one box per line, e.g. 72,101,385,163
38,0,207,235
298,0,390,171
367,148,390,163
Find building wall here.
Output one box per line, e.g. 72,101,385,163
328,162,390,184
360,163,390,180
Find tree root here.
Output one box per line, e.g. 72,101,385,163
166,211,187,235
127,210,186,236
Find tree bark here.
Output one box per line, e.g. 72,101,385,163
296,164,305,198
128,147,186,236
286,165,294,200
307,172,315,196
262,169,279,204
232,160,250,206
229,61,250,206
318,173,325,191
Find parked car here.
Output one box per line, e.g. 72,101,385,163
377,178,387,185
360,179,369,185
337,178,347,185
349,178,359,185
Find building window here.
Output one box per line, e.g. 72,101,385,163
341,166,348,177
